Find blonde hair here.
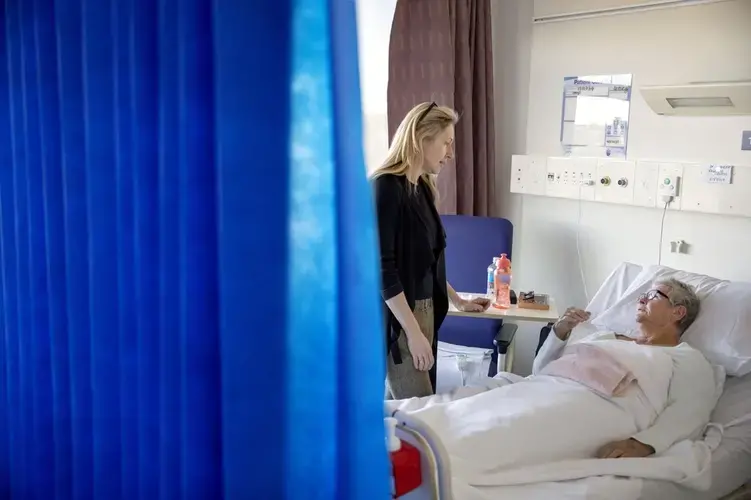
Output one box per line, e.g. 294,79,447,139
370,102,458,202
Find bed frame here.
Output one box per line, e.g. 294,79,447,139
394,419,750,500
724,484,751,500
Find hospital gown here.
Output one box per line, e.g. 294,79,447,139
533,330,720,454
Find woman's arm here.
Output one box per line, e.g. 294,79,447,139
385,293,424,340
447,281,490,312
373,176,422,340
446,282,462,307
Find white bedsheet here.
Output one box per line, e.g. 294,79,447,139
433,374,749,500
450,440,711,500
641,373,751,499
389,339,714,499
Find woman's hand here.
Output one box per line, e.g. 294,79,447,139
457,296,492,313
406,332,434,371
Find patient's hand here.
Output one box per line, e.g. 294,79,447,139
596,438,655,459
552,307,591,340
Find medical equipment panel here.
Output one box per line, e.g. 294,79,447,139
511,155,751,219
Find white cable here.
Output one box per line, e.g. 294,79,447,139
576,173,589,303
657,200,670,265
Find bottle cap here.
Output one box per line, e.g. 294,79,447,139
384,417,401,452
498,253,511,270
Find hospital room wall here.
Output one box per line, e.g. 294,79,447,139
499,0,751,375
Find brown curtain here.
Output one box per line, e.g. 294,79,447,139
387,0,495,216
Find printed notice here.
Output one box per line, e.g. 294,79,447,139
702,164,733,184
608,85,630,100
564,80,610,98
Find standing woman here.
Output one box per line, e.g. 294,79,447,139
371,102,491,399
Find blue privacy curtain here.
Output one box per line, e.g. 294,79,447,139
0,0,389,498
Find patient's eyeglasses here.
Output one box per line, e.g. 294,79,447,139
416,101,437,125
638,289,670,303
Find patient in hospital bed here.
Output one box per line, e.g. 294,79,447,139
385,278,719,480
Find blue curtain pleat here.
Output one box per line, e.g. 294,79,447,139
0,0,390,498
6,2,32,496
34,0,73,498
111,2,137,498
212,0,292,496
23,0,55,497
328,0,392,497
287,0,339,496
54,1,95,498
156,0,182,496
128,2,161,498
0,4,16,495
82,1,123,497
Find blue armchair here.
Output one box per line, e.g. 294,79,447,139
439,215,516,376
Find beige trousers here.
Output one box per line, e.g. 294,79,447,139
385,298,435,399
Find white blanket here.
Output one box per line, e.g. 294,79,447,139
389,340,713,499
448,440,712,500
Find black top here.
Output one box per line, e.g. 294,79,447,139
372,173,449,389
413,182,441,299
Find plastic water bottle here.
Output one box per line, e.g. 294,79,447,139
486,256,500,298
493,254,512,309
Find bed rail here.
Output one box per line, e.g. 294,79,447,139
393,411,451,499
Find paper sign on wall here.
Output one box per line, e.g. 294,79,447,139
702,164,733,184
564,81,630,100
564,80,610,98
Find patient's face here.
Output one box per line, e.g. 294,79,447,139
635,283,682,327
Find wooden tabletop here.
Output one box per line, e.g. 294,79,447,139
448,293,560,322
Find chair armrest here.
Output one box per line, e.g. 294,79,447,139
493,323,518,350
535,323,555,357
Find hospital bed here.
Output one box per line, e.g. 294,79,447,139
392,262,751,499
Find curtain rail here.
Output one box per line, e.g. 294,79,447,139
532,0,732,24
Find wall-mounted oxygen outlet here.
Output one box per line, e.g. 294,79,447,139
595,160,635,205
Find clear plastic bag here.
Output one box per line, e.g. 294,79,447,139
436,341,493,394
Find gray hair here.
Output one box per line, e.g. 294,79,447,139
655,278,700,333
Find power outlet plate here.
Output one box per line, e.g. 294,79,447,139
657,163,683,209
633,161,660,208
545,157,578,199
510,155,547,195
525,156,547,195
575,158,597,201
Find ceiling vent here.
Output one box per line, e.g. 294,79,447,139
639,80,751,116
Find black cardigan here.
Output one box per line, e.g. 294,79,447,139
372,173,449,390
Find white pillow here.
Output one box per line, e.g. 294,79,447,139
683,280,751,377
588,265,751,377
585,262,644,318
